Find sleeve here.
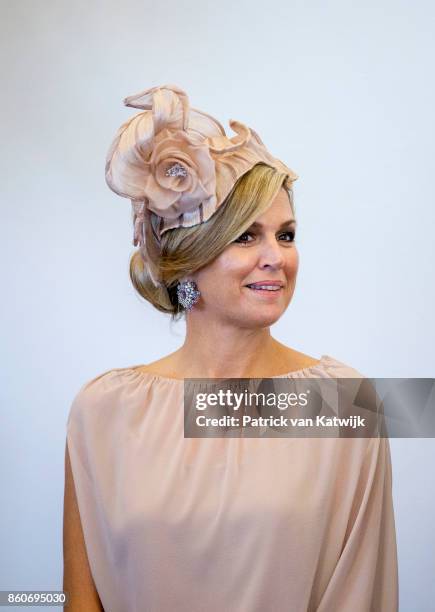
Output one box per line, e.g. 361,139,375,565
66,368,114,466
66,381,94,482
65,371,124,611
316,436,399,611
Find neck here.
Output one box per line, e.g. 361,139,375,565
172,315,291,378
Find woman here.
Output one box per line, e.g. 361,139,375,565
63,85,398,611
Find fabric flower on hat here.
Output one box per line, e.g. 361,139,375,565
145,128,216,219
105,85,216,215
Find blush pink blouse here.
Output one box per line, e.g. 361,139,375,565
66,354,398,611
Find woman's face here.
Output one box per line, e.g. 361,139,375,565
191,188,299,328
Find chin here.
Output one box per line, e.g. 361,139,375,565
238,307,285,328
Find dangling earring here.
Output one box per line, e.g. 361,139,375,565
176,280,201,311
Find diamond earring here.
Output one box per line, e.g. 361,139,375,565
176,280,201,311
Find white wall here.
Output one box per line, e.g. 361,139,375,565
1,0,434,608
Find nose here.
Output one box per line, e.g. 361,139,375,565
257,235,285,271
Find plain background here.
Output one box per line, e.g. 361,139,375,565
1,0,434,609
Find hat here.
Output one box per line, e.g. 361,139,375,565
104,84,298,285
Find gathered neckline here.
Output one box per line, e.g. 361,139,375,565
128,354,335,383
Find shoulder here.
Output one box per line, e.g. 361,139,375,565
70,366,126,401
136,352,181,378
277,346,366,377
274,345,323,373
66,365,141,430
321,354,367,378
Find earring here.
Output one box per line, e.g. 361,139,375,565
176,280,201,311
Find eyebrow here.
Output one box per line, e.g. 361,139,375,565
248,219,297,230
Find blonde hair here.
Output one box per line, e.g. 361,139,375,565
129,163,295,321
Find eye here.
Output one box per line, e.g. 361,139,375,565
279,230,296,242
233,231,255,244
233,230,296,244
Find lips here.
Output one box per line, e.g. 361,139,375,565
246,287,282,293
244,282,284,297
245,281,284,289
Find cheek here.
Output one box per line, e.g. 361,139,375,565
291,248,299,272
193,252,252,306
287,248,299,275
200,251,251,284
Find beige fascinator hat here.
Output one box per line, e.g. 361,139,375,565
105,84,298,286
